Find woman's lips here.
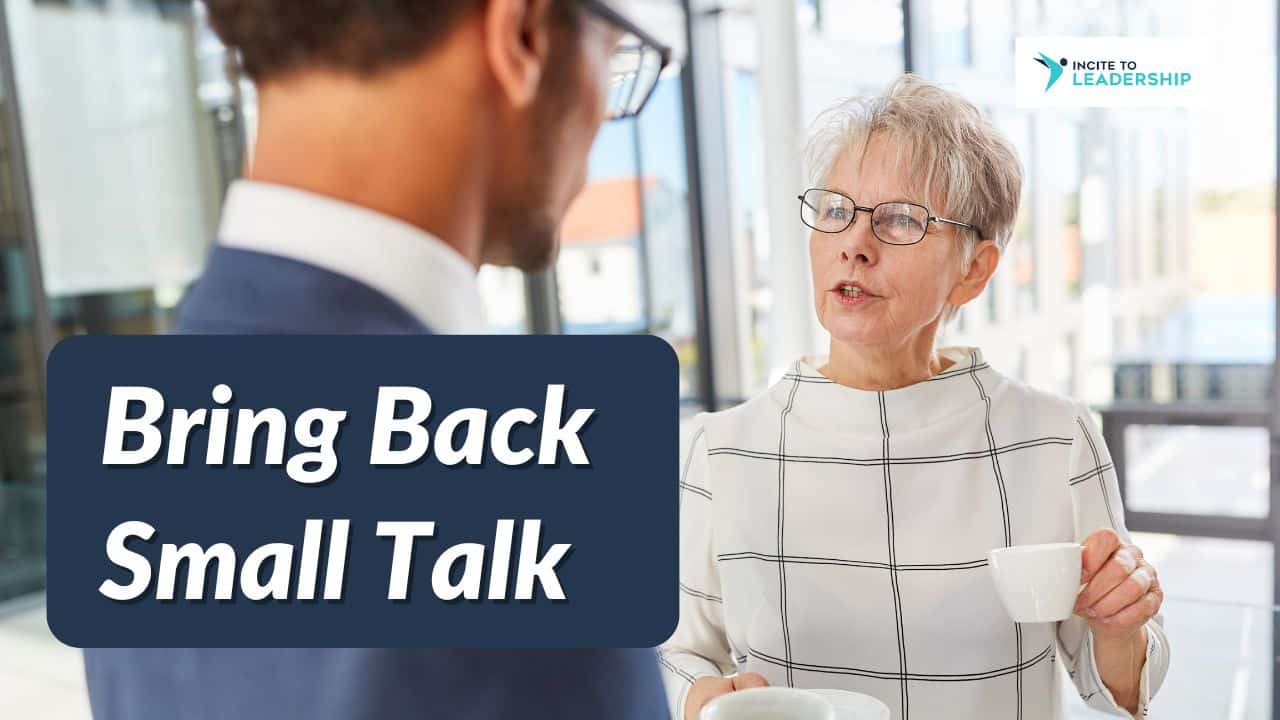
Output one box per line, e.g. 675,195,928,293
829,288,878,307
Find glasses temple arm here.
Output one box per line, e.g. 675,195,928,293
582,0,673,61
932,216,983,235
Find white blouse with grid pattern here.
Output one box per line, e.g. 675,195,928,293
659,346,1169,720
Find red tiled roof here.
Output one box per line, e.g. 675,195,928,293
561,176,659,244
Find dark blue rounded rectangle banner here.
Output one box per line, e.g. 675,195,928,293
46,335,679,648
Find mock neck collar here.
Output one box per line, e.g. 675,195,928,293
768,346,1007,437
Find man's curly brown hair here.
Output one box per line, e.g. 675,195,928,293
204,1,484,80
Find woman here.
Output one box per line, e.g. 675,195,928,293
660,75,1169,720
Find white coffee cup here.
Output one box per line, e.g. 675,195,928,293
807,688,891,720
988,542,1083,623
700,687,836,720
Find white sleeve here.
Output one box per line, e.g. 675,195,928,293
659,418,734,719
1057,402,1170,718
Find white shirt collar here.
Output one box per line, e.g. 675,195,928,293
217,180,488,333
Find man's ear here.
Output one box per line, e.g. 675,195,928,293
484,0,555,112
947,238,1000,307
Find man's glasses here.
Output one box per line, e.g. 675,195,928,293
798,188,983,246
582,0,672,119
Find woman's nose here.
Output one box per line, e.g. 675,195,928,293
838,212,878,265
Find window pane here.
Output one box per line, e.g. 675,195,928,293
10,1,231,341
0,0,241,602
997,111,1038,317
477,267,527,333
556,3,703,405
929,0,973,67
1124,425,1269,519
932,0,1275,407
636,78,700,403
560,116,645,334
0,119,43,602
1062,535,1271,718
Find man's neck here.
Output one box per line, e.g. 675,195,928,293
246,65,489,269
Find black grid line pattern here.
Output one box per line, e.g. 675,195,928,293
707,435,1072,467
967,350,1022,720
781,362,992,386
1068,462,1114,487
779,374,839,385
878,391,910,718
659,351,1143,720
680,427,709,505
680,582,723,604
685,411,1083,717
776,375,801,687
1076,416,1118,529
748,643,1054,682
926,362,993,383
656,649,696,684
716,551,989,573
681,481,713,501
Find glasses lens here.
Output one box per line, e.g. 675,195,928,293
871,202,929,244
801,189,855,232
631,45,664,114
605,38,640,119
606,39,662,119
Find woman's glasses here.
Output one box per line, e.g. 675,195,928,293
798,188,982,245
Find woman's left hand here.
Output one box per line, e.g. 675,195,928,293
1073,528,1163,641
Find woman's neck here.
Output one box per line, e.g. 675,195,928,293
818,338,954,391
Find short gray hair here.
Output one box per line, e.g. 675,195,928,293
804,75,1023,323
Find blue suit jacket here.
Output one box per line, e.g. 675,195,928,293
83,246,669,719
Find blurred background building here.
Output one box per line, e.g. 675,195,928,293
0,0,1276,718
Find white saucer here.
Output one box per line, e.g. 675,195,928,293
805,689,891,720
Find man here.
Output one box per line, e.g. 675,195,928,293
82,1,672,717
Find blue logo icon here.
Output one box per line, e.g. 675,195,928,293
1034,52,1066,91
